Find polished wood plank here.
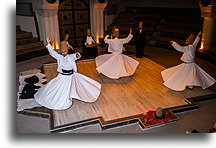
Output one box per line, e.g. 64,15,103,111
43,57,213,127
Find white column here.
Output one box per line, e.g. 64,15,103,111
53,10,60,49
99,8,104,38
43,11,50,41
41,0,60,49
93,3,107,43
34,8,46,43
200,17,215,52
49,11,55,42
199,3,215,52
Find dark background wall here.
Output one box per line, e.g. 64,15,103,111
104,0,200,29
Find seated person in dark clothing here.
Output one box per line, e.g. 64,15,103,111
19,75,41,99
82,29,98,58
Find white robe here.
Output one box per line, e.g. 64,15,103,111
34,44,101,110
95,34,139,79
161,36,215,91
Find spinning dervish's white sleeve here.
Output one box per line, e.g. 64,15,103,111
104,36,111,44
69,52,81,72
121,34,133,44
46,43,60,59
172,36,200,53
34,45,101,110
192,36,200,47
172,42,186,52
95,33,139,79
105,34,133,53
161,35,215,91
104,36,114,53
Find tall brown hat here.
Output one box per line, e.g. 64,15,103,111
60,41,68,52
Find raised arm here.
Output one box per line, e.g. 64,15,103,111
121,34,133,44
192,31,201,47
121,28,133,44
70,52,81,61
104,35,111,44
70,52,81,72
46,38,60,59
170,40,185,52
67,42,74,51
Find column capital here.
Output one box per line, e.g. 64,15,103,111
199,1,215,18
42,0,59,10
94,3,107,9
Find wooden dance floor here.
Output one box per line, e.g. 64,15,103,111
43,57,214,130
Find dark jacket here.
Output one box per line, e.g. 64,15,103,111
134,28,146,45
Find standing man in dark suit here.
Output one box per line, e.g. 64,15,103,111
82,29,98,58
134,21,146,58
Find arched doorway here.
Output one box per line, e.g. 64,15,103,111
58,0,90,47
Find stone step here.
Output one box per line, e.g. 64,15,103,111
16,45,46,55
159,27,198,35
118,26,154,32
163,21,202,28
155,42,173,49
126,7,200,15
107,7,202,53
167,15,202,21
16,47,48,62
16,41,44,52
156,36,185,45
159,32,188,40
113,20,159,27
16,27,48,62
118,13,162,19
16,32,33,40
16,37,39,46
16,30,29,34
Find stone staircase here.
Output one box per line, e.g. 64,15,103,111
106,7,203,49
106,7,162,44
154,9,203,49
16,25,48,62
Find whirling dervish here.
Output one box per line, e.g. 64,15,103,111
34,38,101,110
161,31,215,91
95,28,139,79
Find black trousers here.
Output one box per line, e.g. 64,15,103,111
135,44,145,58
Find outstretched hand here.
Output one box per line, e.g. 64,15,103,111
130,28,132,34
46,38,53,44
170,40,175,44
197,31,202,37
76,52,81,59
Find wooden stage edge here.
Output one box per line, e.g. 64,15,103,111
19,93,216,133
18,56,216,133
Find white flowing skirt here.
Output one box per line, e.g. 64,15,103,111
95,53,139,79
34,72,101,110
161,62,215,91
